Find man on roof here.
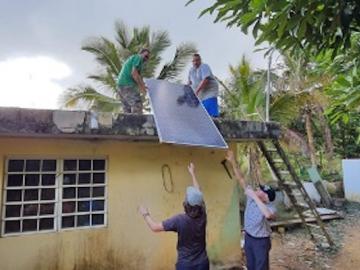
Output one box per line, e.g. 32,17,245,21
188,53,219,117
117,48,150,114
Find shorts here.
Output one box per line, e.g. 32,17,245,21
201,97,219,117
117,85,143,114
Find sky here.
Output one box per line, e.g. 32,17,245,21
0,0,272,109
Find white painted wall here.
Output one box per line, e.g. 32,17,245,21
342,159,360,202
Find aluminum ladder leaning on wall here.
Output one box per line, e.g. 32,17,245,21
257,139,334,247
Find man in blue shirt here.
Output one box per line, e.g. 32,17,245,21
188,54,219,117
226,150,276,270
139,163,209,270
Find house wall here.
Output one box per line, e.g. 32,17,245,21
0,138,241,270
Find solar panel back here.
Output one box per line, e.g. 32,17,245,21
146,79,228,149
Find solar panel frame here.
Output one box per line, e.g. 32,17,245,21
146,79,228,149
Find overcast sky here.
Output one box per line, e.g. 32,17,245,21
0,0,271,109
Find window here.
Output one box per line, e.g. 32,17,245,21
2,158,107,236
61,159,106,229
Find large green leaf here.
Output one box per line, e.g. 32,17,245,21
187,0,360,56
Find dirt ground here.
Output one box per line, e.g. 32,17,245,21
269,202,360,270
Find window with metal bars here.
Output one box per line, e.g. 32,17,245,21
2,158,107,236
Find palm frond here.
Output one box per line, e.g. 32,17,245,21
220,56,267,120
82,37,121,75
88,71,117,92
157,43,197,80
114,20,130,49
270,92,300,125
127,26,151,52
60,86,120,110
143,30,171,77
149,31,171,55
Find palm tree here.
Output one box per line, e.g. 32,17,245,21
219,54,329,181
60,21,197,112
220,56,266,121
275,51,335,165
218,57,269,184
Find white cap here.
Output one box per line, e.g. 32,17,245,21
185,186,203,206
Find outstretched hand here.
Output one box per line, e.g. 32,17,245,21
225,150,236,164
188,162,195,175
138,205,149,216
225,150,247,190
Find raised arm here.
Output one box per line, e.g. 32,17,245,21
246,189,276,220
225,150,247,190
138,205,164,232
188,162,200,190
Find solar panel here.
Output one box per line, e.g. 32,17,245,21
146,79,228,149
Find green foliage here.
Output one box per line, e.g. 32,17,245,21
187,0,360,55
61,21,196,111
320,33,360,125
325,71,360,124
187,0,360,162
220,56,265,120
157,43,197,80
331,113,360,158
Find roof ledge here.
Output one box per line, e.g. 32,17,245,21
0,107,280,141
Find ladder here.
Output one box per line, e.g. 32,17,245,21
257,139,334,247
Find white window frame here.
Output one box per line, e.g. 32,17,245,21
59,158,108,231
1,156,108,237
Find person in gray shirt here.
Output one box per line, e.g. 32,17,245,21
226,150,276,270
188,54,219,117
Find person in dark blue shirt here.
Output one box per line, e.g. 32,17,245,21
139,163,209,270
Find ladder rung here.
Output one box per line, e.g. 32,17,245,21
292,191,302,196
282,183,298,188
261,140,334,247
306,223,320,229
312,233,326,239
295,203,309,209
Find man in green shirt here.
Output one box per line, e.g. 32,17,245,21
117,48,150,114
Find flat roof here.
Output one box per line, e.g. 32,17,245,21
0,107,280,142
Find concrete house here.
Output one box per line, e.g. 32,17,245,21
0,107,280,270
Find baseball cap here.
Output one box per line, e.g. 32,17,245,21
260,185,276,202
185,186,204,206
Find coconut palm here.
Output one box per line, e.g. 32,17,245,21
220,56,266,121
219,53,332,181
276,51,335,165
60,21,197,112
219,57,270,183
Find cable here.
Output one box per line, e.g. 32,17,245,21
161,164,174,193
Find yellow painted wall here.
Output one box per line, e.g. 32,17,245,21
0,138,241,270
